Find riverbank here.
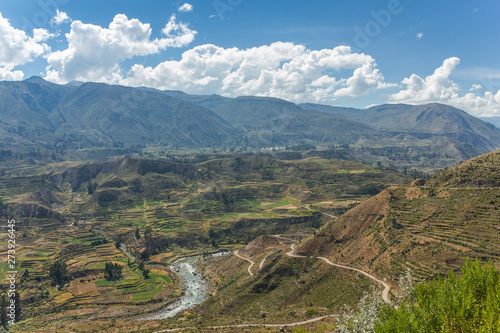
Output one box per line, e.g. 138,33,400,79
137,251,230,320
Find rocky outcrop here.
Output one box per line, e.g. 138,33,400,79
13,203,65,221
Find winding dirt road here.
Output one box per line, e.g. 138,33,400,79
154,314,336,332
233,241,391,303
152,243,391,333
286,244,391,303
233,250,255,276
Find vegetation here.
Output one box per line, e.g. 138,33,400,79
333,259,500,333
103,262,123,281
0,147,499,331
376,259,500,332
49,260,70,286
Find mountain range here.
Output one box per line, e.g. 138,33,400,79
1,77,500,158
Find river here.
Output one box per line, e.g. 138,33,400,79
137,252,229,320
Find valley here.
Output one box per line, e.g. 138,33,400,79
0,79,499,333
0,155,410,332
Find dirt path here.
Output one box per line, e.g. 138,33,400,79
259,252,271,270
233,250,254,276
119,243,136,261
154,243,391,332
286,244,391,303
233,242,391,303
154,314,336,332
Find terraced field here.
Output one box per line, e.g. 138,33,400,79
0,155,410,330
300,150,500,288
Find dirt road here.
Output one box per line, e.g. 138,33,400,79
286,244,390,303
154,314,336,332
233,250,254,276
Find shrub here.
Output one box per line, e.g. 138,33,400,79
376,258,500,332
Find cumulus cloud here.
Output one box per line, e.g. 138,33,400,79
469,84,481,92
0,12,52,68
122,43,392,103
45,14,196,83
179,3,194,12
50,10,72,26
389,57,461,103
334,63,395,97
0,65,24,81
387,57,500,116
159,14,197,48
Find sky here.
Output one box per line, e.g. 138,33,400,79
0,0,499,116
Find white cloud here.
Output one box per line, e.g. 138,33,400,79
45,14,196,83
387,57,500,116
389,57,461,103
416,32,424,40
50,10,72,26
469,84,481,92
179,3,194,12
0,12,52,67
122,43,392,104
334,63,395,97
0,65,24,81
159,14,197,48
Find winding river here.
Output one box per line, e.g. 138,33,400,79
137,252,229,320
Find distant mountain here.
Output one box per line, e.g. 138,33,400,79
0,77,240,149
166,94,385,146
480,116,500,129
1,77,499,159
50,82,240,147
300,103,500,151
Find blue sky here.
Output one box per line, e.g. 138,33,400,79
0,0,499,116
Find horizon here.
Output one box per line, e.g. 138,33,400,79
16,74,490,115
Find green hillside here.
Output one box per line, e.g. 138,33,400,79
298,150,500,286
0,155,409,331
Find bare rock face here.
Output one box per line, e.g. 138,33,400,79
243,235,282,257
28,190,62,208
13,203,65,221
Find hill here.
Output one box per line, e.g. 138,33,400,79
159,92,387,147
480,116,500,128
0,155,410,330
1,77,498,172
297,149,500,286
300,103,500,152
0,77,240,150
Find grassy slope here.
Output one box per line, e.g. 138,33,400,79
194,240,375,327
0,155,409,330
298,150,500,289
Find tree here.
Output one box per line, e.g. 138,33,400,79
142,269,150,279
144,226,152,241
87,182,98,194
104,263,123,281
336,287,385,332
140,249,150,260
376,258,500,332
135,227,141,240
0,294,6,328
14,293,21,322
49,260,70,286
22,269,29,281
